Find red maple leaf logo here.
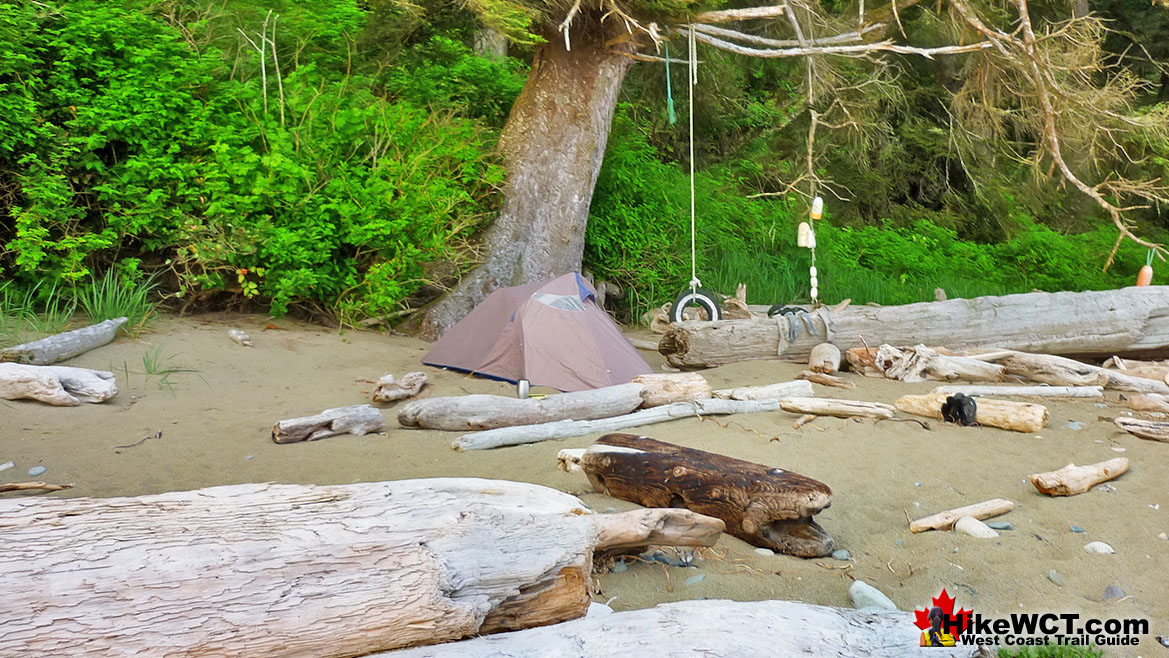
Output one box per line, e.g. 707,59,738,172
913,589,973,635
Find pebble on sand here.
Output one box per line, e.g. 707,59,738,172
1158,532,1167,541
830,549,852,561
0,461,13,472
1083,541,1115,554
987,521,1014,531
610,561,628,573
955,516,999,539
1102,585,1125,602
849,580,898,611
684,573,706,587
754,548,775,557
1047,570,1064,587
1069,525,1086,533
28,465,46,477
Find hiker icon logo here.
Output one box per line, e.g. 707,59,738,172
915,589,971,647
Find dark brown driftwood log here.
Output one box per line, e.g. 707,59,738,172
578,433,834,557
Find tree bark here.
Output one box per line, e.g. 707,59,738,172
659,287,1169,367
420,18,634,339
0,479,721,657
578,434,835,557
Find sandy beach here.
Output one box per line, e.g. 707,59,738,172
3,313,1166,649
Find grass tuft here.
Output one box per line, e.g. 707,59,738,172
76,270,160,336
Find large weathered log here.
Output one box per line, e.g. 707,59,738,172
931,384,1103,398
779,396,895,419
0,479,722,657
0,363,118,406
399,383,646,431
985,350,1169,394
630,372,711,407
453,398,781,451
1113,416,1169,443
659,287,1169,367
578,434,835,557
377,599,980,658
895,393,1048,433
874,344,1005,382
1030,458,1129,496
272,404,386,443
1,317,127,365
712,379,814,401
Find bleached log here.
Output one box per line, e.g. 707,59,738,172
0,363,118,406
779,396,895,419
1103,356,1169,381
844,346,882,377
931,384,1103,398
658,287,1169,368
631,372,711,408
272,404,385,443
399,384,646,431
1114,416,1169,443
895,393,1048,433
874,344,1005,382
0,482,74,493
372,372,428,403
713,379,814,401
808,343,842,374
1126,393,1169,413
378,599,981,658
453,398,781,451
593,508,725,552
987,351,1169,394
1030,458,1129,496
1,317,127,365
910,498,1015,532
797,370,855,389
0,478,720,656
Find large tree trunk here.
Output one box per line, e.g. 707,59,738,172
660,287,1169,368
0,479,723,657
420,18,634,339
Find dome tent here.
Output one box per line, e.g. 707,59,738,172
422,273,652,392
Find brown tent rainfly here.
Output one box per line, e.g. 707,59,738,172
423,273,653,392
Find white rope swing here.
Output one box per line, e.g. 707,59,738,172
687,25,700,297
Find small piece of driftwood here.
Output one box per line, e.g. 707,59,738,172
1,317,127,365
372,371,428,403
895,393,1048,433
594,508,726,552
1113,416,1169,443
779,397,895,420
1125,393,1169,413
626,337,660,351
931,384,1103,398
845,346,882,377
1103,356,1169,382
453,398,782,451
579,434,834,557
808,343,842,374
875,344,1005,383
631,372,711,408
910,499,1015,532
713,380,814,401
272,404,385,443
399,384,646,431
1030,458,1129,496
0,482,75,493
796,370,855,389
0,363,118,406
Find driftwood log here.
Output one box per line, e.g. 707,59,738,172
658,287,1169,368
399,383,645,431
631,372,711,407
0,479,723,657
797,370,855,389
1104,356,1169,382
1125,393,1169,413
453,398,781,451
1030,458,1129,496
983,350,1169,394
808,343,842,374
0,481,74,493
376,599,981,658
712,379,814,401
0,317,127,365
779,397,895,420
272,404,386,443
0,363,118,406
372,372,428,403
873,344,1005,382
931,384,1103,398
910,498,1015,532
578,433,834,557
895,393,1048,433
1113,417,1169,443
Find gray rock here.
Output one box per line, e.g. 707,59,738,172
1066,420,1084,430
987,521,1014,531
1159,532,1168,541
684,573,706,587
27,465,46,477
830,549,851,561
1047,570,1064,587
610,561,628,573
1084,541,1115,554
1070,525,1086,533
849,580,898,611
955,516,999,539
1103,585,1125,602
0,461,13,472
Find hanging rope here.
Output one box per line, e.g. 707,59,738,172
664,43,676,125
688,26,700,294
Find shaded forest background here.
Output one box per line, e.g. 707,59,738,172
1,0,1167,324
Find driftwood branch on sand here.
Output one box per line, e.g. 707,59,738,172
931,384,1103,398
658,287,1169,368
1,317,127,365
0,479,723,656
797,370,855,389
375,599,982,658
272,404,385,443
372,372,428,403
578,434,835,557
0,481,75,493
399,383,646,431
1113,416,1169,443
0,363,118,406
779,397,895,420
1030,458,1129,496
910,499,1015,532
712,379,813,401
895,393,1049,433
453,398,781,451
